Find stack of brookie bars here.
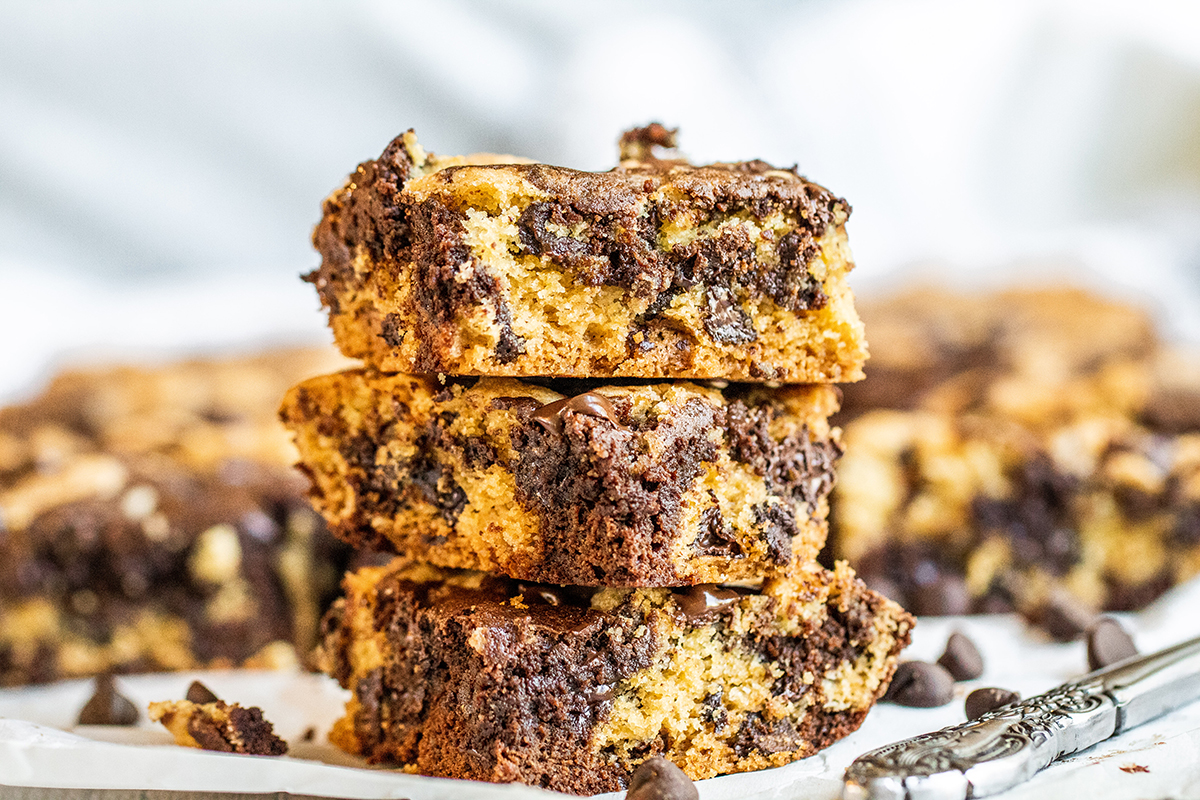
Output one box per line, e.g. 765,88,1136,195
280,124,913,794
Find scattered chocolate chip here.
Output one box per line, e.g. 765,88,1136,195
1087,616,1139,671
965,687,1020,720
672,584,740,621
301,726,316,742
1028,591,1097,642
882,661,955,708
937,631,984,681
911,574,971,616
186,680,220,705
626,755,698,800
531,392,629,435
76,675,139,726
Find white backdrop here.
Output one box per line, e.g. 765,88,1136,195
2,0,1199,400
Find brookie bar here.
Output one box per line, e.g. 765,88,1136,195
0,349,358,685
307,126,867,383
318,558,912,794
281,371,843,586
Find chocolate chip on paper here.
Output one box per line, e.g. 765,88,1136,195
937,631,984,681
1087,616,1139,671
911,573,971,616
76,674,139,726
965,687,1020,720
626,755,698,800
882,661,955,708
186,680,221,704
1028,590,1098,642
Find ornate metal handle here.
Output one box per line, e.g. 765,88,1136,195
843,634,1200,800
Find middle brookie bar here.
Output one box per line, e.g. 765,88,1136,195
281,371,842,586
318,558,913,794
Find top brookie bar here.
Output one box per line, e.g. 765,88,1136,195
308,124,867,382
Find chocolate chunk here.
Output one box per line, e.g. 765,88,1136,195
618,123,680,162
531,392,629,436
76,675,139,726
626,755,698,800
1029,591,1097,642
1144,386,1200,433
911,574,971,616
703,287,757,345
1087,617,1138,671
186,680,220,704
692,506,743,557
965,687,1020,720
882,661,955,708
672,584,740,621
937,632,984,681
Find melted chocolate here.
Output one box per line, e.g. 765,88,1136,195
672,584,741,621
531,392,629,436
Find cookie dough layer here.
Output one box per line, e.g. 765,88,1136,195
308,127,867,382
319,559,912,794
0,349,359,686
281,371,843,586
833,408,1200,616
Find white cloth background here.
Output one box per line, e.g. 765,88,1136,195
2,0,1200,399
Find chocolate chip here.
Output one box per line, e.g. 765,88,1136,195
911,574,971,616
626,755,698,800
1029,591,1097,642
76,675,139,726
186,680,220,704
965,687,1020,720
1087,617,1138,671
937,631,984,681
882,661,955,708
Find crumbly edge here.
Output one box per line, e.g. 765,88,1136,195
149,699,287,755
319,559,912,790
281,373,842,585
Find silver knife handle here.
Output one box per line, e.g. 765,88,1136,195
844,632,1200,800
844,679,1116,800
1101,634,1200,731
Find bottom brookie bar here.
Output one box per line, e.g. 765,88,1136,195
317,558,913,794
